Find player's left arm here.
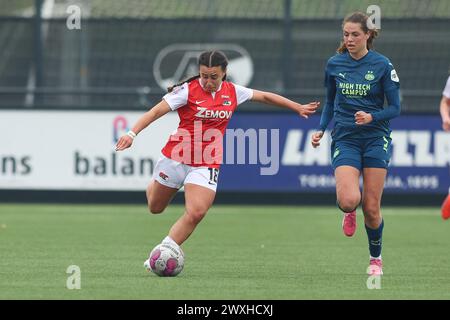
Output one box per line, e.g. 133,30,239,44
355,88,401,125
251,90,320,119
440,95,450,131
355,61,401,125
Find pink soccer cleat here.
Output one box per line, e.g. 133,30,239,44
441,195,450,220
367,258,383,276
342,211,357,237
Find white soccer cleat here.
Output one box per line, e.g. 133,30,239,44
143,258,151,272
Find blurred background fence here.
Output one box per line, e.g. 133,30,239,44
0,0,449,111
1,0,450,203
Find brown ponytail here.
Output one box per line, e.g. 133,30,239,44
337,12,379,54
167,75,200,93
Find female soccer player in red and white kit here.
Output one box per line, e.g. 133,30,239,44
115,50,319,265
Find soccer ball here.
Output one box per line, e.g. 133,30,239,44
144,243,184,277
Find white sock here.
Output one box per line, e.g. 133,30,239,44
162,236,179,247
370,255,382,260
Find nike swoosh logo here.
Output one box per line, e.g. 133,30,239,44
196,100,206,104
338,73,346,78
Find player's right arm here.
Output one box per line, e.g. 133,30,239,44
312,64,336,148
115,100,171,151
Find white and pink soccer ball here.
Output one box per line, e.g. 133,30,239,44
144,243,184,277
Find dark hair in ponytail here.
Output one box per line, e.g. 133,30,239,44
167,74,200,93
337,11,379,54
167,50,229,92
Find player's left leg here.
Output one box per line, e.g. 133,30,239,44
166,166,218,246
145,183,214,272
362,167,386,275
168,183,216,245
144,165,217,273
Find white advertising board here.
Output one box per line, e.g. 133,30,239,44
0,110,179,190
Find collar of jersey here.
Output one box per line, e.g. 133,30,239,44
347,50,372,62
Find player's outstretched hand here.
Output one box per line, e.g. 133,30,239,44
298,101,320,119
311,130,324,148
115,135,133,151
355,111,373,125
442,119,450,131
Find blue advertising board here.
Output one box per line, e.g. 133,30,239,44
219,114,450,194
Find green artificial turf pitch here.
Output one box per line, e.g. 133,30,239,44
0,204,449,299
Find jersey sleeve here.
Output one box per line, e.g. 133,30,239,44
443,76,450,99
371,88,401,122
382,60,400,92
319,61,336,131
323,61,333,88
162,82,189,110
234,84,254,106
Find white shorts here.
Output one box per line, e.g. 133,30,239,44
152,155,220,192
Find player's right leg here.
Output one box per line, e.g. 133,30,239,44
146,155,183,214
335,165,361,212
146,180,178,214
332,139,362,237
335,166,361,236
442,192,450,220
143,156,185,272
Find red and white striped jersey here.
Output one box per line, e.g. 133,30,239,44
161,79,253,168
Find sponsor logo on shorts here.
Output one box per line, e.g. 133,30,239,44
383,136,389,152
333,148,340,159
159,172,169,181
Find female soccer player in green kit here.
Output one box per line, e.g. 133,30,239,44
311,12,401,275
